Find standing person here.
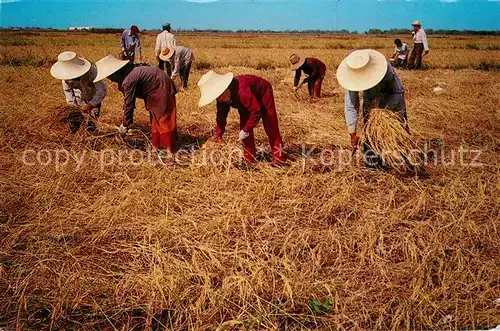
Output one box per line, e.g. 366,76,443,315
155,23,177,76
197,71,286,165
336,49,408,167
94,55,178,154
408,20,429,70
50,51,107,132
159,46,195,88
289,54,326,98
120,25,142,63
390,39,409,68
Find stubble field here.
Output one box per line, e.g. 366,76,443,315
0,31,499,330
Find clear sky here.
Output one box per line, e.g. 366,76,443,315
1,0,499,31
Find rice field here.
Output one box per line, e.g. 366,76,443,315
0,31,499,330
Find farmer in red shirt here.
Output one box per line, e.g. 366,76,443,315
290,54,326,98
197,71,286,165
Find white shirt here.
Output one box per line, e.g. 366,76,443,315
395,42,409,60
413,28,429,51
155,31,177,57
62,66,107,107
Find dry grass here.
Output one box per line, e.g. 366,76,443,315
0,32,499,330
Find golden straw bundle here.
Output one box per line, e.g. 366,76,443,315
361,108,424,172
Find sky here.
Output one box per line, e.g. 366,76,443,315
0,0,499,32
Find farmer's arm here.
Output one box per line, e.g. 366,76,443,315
345,90,359,134
216,102,230,138
122,81,137,127
294,69,301,87
62,80,77,105
241,92,263,133
89,80,107,107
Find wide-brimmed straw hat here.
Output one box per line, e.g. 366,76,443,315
159,46,175,61
336,49,388,92
290,54,305,70
50,51,91,80
197,70,234,107
93,55,129,82
412,20,422,26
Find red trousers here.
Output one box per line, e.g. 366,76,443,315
239,93,286,165
307,69,326,98
150,96,177,152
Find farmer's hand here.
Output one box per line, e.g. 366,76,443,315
424,50,429,56
239,130,250,141
81,104,94,114
350,133,360,151
293,86,299,92
118,123,128,135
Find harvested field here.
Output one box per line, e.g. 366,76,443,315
0,32,499,330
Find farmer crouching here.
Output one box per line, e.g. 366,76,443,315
290,54,326,98
197,71,286,165
50,51,107,132
336,49,408,167
94,55,178,155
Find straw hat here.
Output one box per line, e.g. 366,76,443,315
290,54,305,70
50,51,91,80
93,55,129,82
197,70,234,107
336,49,388,92
412,20,422,26
159,46,175,61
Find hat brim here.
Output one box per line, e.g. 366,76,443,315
336,49,388,92
290,58,305,70
159,48,174,61
93,57,129,83
198,73,234,107
50,57,91,80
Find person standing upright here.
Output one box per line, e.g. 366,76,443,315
120,25,142,63
408,20,429,70
155,23,177,76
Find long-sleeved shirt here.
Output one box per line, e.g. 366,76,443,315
155,31,177,57
395,43,409,60
413,28,429,51
294,57,326,86
121,30,142,57
62,65,106,107
121,65,177,127
344,62,405,134
216,75,275,135
170,46,195,79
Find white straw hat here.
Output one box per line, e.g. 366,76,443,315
336,49,388,92
290,54,305,70
50,51,91,80
412,20,422,26
93,55,129,82
159,46,175,61
197,70,234,107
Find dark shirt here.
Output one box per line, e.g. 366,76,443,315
216,75,274,134
294,57,326,86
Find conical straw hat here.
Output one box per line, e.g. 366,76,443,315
197,70,234,107
159,46,175,61
336,49,388,92
93,55,129,82
50,51,91,80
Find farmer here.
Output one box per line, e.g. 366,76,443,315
390,39,409,68
408,20,429,70
290,54,326,98
197,71,286,165
50,51,107,131
120,25,142,63
155,23,177,76
94,55,178,154
336,49,408,167
159,45,195,88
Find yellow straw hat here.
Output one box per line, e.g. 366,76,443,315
93,55,129,82
289,54,305,70
197,70,234,107
159,46,175,61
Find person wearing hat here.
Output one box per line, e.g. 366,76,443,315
120,25,142,63
94,55,178,154
390,39,409,68
50,51,107,131
197,71,286,165
289,54,326,98
408,20,429,70
336,49,408,167
159,45,195,89
155,23,177,76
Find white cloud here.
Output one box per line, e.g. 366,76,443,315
0,0,22,3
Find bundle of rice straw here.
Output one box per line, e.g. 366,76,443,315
49,105,84,133
361,108,424,173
